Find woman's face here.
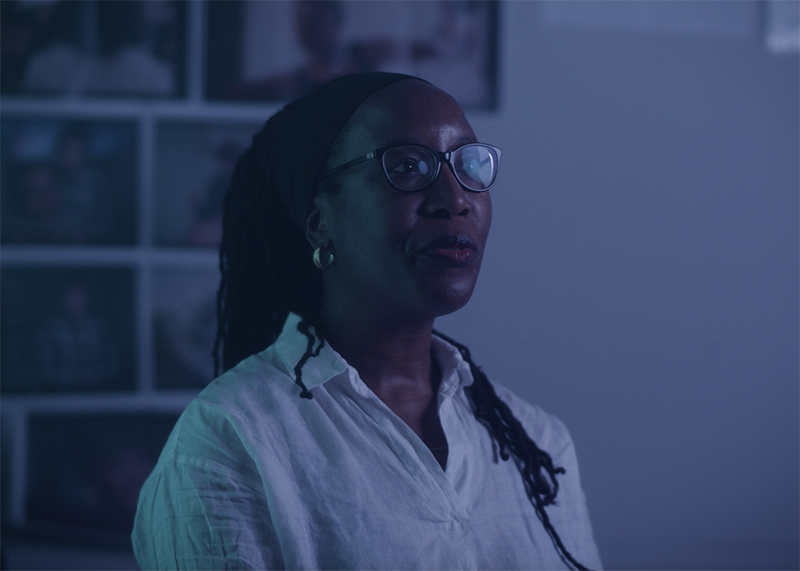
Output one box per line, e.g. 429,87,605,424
312,79,492,324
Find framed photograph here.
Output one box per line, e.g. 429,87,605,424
154,120,261,248
0,266,136,394
763,0,800,54
152,266,220,389
1,0,187,98
23,411,179,544
1,116,137,246
206,0,499,109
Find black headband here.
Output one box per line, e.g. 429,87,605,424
266,72,425,228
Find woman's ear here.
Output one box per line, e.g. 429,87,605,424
305,195,329,248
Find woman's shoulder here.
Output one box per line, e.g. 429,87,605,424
161,347,304,460
488,381,575,456
196,346,294,408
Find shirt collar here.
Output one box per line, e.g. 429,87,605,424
268,313,475,395
431,333,475,396
268,313,347,390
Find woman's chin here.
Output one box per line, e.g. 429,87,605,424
419,276,479,318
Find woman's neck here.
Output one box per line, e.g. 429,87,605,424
321,307,436,394
320,305,449,469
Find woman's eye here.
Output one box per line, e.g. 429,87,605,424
459,157,481,176
389,158,429,175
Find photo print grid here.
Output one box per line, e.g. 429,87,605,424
0,0,504,557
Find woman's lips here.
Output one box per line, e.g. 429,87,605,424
418,235,478,266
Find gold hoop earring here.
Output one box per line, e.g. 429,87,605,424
313,247,334,270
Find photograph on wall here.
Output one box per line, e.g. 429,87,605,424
206,0,499,109
24,411,179,544
154,120,260,248
763,0,800,54
152,266,219,389
0,266,136,394
0,116,137,246
1,0,187,98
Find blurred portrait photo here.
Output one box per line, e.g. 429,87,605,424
207,0,498,108
24,412,179,542
1,266,136,394
1,117,137,246
154,121,259,248
152,266,219,389
1,0,186,97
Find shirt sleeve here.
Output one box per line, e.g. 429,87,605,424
493,384,604,571
132,408,283,570
546,422,604,571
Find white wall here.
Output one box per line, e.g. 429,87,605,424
437,2,799,569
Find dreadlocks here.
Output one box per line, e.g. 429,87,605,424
213,73,589,570
213,119,322,398
433,330,589,571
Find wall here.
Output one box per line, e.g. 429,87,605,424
438,2,799,569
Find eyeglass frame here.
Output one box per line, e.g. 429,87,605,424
315,142,503,192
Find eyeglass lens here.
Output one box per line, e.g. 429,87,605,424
381,144,498,192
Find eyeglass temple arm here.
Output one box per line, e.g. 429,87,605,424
317,151,377,181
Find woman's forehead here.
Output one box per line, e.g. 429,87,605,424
341,80,475,152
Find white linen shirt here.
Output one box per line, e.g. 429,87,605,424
133,314,602,570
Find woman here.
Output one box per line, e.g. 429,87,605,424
133,72,601,570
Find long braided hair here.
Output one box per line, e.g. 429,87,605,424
213,77,588,571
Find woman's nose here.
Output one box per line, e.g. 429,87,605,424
422,163,471,219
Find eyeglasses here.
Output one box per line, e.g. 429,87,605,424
317,142,502,192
